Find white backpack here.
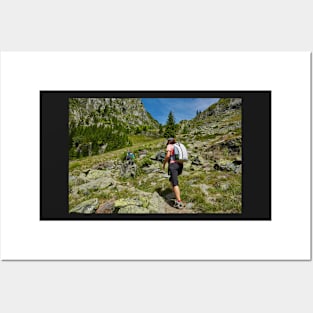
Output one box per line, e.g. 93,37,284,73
173,142,188,162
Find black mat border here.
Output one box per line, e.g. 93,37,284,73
40,91,271,220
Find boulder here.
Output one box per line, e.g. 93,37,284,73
115,198,148,213
141,163,160,174
209,138,241,155
75,177,116,195
115,198,143,209
86,169,110,180
219,183,230,191
230,98,242,109
92,161,115,170
70,198,99,214
69,174,88,187
118,206,150,214
192,155,205,166
114,192,168,214
214,160,241,173
221,139,241,154
153,151,166,163
147,192,166,213
95,200,115,214
199,184,209,196
120,160,137,178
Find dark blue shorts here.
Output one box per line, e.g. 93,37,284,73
169,162,183,186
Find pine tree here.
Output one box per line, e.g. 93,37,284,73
159,124,164,136
163,111,177,139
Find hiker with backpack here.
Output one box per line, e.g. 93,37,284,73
163,137,188,209
126,151,135,164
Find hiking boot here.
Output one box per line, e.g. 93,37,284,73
173,200,184,209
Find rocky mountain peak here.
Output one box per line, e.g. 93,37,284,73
69,97,159,130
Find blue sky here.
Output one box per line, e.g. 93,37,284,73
141,98,220,125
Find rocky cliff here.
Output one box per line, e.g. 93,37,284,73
177,98,242,162
69,98,159,131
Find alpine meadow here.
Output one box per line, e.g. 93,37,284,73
68,98,242,214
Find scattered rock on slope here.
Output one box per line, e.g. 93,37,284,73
70,198,99,214
120,160,137,178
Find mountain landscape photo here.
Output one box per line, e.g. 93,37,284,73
68,97,242,215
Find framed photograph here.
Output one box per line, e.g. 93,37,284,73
41,91,271,220
1,52,310,260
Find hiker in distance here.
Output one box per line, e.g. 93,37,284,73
163,138,184,209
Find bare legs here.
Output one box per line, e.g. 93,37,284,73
173,185,181,202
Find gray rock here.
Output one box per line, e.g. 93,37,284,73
69,174,89,187
95,200,115,214
86,169,110,180
118,206,149,214
114,192,168,214
219,183,230,191
69,175,76,183
219,138,241,154
147,192,166,213
115,198,143,209
70,198,99,214
185,203,194,210
92,161,114,170
75,177,116,195
153,151,166,163
142,163,160,174
230,98,242,109
192,155,205,166
214,160,241,173
138,150,148,158
114,198,148,214
120,160,137,178
199,184,209,196
234,164,242,174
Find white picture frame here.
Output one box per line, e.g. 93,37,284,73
0,51,311,260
